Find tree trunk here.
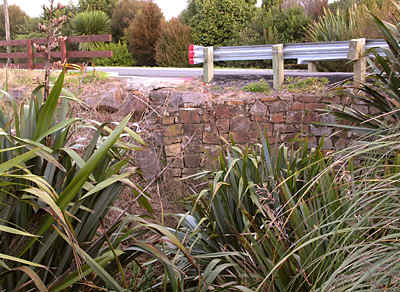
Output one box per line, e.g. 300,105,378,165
3,0,11,65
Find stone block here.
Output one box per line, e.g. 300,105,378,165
166,168,182,178
164,124,183,137
167,157,184,168
310,125,332,137
230,115,251,144
286,111,303,124
135,149,161,181
184,154,202,168
163,136,182,145
216,119,230,133
165,143,182,157
259,96,278,102
305,103,323,111
162,116,175,125
269,101,288,113
149,89,170,105
182,168,200,176
270,113,285,123
183,124,203,137
215,104,231,119
203,123,220,144
290,102,305,111
250,100,268,119
180,108,202,124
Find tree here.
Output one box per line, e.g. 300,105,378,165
188,0,255,47
78,0,116,18
125,1,164,66
111,0,141,42
0,4,28,39
155,18,192,67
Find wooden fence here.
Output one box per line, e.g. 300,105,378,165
0,34,112,69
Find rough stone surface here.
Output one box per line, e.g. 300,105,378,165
135,149,161,181
87,87,124,113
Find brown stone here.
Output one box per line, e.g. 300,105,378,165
117,91,149,118
167,168,182,178
149,89,171,105
183,124,203,137
300,96,320,103
203,123,220,144
180,108,202,124
304,112,319,123
165,143,182,157
164,124,183,137
135,149,161,181
271,113,285,123
215,104,231,119
290,102,305,111
305,103,323,111
182,168,200,176
269,101,288,113
259,96,278,102
230,115,251,144
286,111,303,124
216,119,230,133
250,100,268,117
310,125,332,136
184,154,202,168
163,136,181,144
162,116,175,125
167,157,184,168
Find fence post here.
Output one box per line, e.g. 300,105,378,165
272,44,284,90
348,38,366,87
27,40,33,70
60,37,67,64
203,46,214,83
308,62,317,73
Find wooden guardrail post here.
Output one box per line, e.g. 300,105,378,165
272,44,284,90
308,62,317,72
203,46,214,83
60,37,67,64
27,39,33,69
348,38,366,87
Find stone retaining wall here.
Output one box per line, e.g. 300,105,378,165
142,89,353,196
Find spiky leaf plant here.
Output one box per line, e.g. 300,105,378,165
0,68,151,291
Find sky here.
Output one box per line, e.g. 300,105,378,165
5,0,190,20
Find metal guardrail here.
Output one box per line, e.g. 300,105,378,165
189,40,388,65
188,39,389,89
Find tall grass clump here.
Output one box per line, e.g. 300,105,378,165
0,67,154,291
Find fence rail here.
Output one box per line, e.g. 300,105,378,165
0,34,112,69
189,39,389,88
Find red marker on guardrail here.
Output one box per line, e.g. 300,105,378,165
188,44,195,65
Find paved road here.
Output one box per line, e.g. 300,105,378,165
89,66,353,83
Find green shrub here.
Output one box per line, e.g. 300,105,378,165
263,6,312,43
155,18,192,67
242,79,271,93
92,41,135,66
189,0,255,46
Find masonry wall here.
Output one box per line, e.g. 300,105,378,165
142,89,354,196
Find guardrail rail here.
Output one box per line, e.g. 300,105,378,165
188,39,389,89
